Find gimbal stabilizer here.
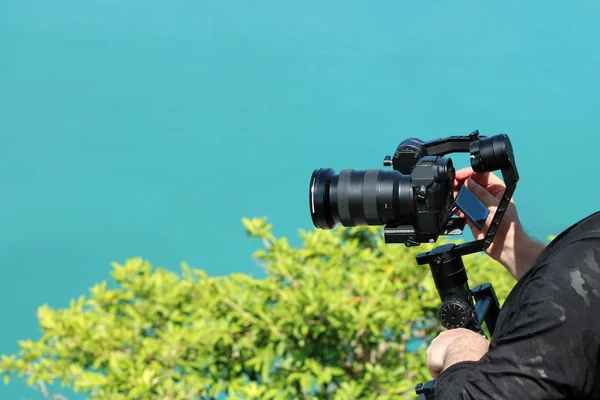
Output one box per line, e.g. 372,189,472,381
408,132,519,399
308,130,519,399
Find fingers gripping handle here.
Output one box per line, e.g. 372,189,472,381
424,132,519,253
452,133,520,255
469,134,519,252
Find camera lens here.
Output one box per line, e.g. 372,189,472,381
309,168,413,229
310,168,336,229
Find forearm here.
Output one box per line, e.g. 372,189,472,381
514,237,545,280
502,228,546,281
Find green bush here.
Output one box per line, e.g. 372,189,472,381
0,218,524,399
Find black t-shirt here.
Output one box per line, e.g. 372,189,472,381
434,211,600,399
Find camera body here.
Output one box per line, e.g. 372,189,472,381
382,154,456,246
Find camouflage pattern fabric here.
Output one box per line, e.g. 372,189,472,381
434,211,600,399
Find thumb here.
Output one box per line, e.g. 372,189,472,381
426,349,444,379
465,178,499,208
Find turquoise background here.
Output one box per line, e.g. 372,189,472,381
2,0,600,398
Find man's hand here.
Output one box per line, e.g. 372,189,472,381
453,168,545,280
426,328,490,378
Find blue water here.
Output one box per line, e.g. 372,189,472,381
2,1,600,398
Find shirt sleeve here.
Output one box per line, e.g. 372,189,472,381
433,240,600,399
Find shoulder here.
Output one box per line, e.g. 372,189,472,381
496,213,600,337
538,211,600,263
505,238,600,336
532,210,600,283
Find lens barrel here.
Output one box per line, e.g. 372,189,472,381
309,168,413,229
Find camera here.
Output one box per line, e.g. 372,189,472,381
309,131,515,247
